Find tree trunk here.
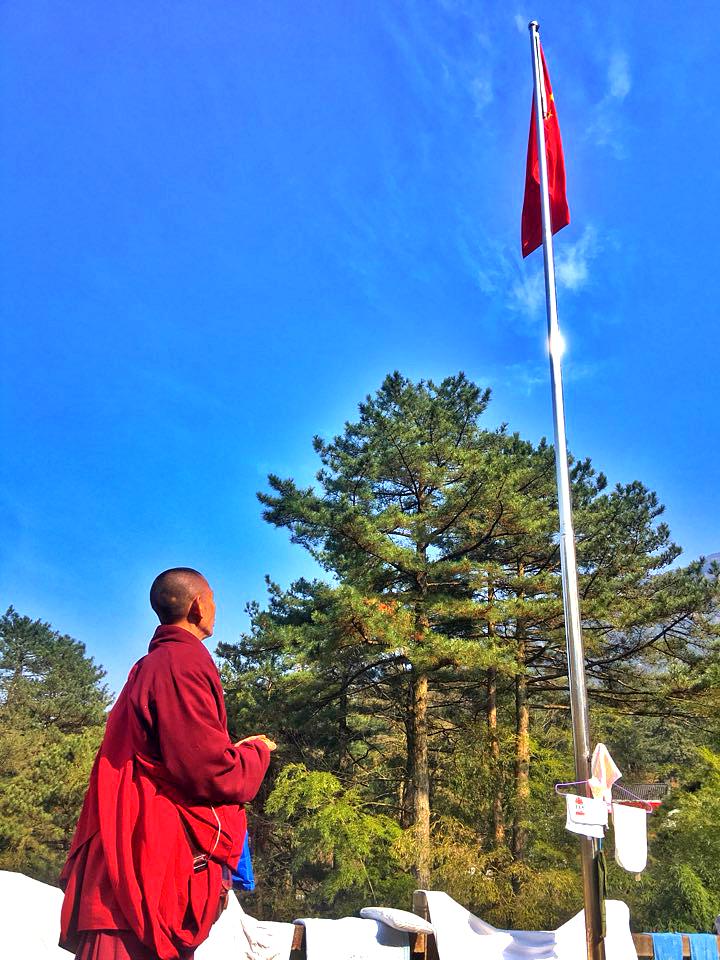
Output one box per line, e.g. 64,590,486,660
400,682,415,828
411,670,431,887
409,505,431,887
513,662,530,861
487,666,505,844
512,562,530,870
337,688,351,774
486,577,505,846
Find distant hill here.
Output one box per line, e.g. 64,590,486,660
701,552,720,578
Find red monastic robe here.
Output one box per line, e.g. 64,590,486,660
60,625,270,960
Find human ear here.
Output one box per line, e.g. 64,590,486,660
187,596,203,625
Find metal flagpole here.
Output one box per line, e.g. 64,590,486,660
527,21,605,960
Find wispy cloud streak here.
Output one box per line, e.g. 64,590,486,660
469,226,600,321
586,50,632,157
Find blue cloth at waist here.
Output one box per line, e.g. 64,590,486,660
231,832,255,892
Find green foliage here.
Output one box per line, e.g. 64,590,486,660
0,606,109,731
260,764,413,918
627,748,720,932
0,608,110,882
220,371,720,929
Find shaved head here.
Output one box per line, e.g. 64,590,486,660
150,568,210,625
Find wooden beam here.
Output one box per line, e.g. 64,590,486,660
632,932,720,958
412,891,439,960
412,890,430,922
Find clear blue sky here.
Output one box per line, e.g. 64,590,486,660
2,1,718,695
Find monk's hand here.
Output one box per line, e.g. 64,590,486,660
235,734,277,752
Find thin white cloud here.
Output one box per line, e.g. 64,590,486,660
495,359,602,397
470,76,493,114
513,14,526,34
555,226,597,291
555,257,587,291
458,225,600,319
381,2,495,123
608,51,631,100
586,50,631,156
509,225,599,315
511,271,545,314
475,267,499,296
501,363,548,395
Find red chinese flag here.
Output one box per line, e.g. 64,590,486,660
521,43,570,258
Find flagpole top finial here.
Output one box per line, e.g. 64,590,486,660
528,20,539,31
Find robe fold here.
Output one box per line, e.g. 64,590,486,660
60,624,270,960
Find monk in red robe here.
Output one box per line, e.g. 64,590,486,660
60,568,275,960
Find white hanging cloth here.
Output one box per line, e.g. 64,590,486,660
612,802,648,873
565,793,609,839
589,743,622,803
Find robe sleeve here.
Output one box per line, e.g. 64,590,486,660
149,656,270,805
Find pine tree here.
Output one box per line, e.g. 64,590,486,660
221,372,720,917
0,608,110,881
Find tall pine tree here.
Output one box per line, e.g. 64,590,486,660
221,372,719,914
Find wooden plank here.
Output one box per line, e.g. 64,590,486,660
289,923,305,959
410,932,424,955
411,893,438,960
412,891,429,920
410,931,427,957
632,932,720,958
632,932,656,958
291,924,304,950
